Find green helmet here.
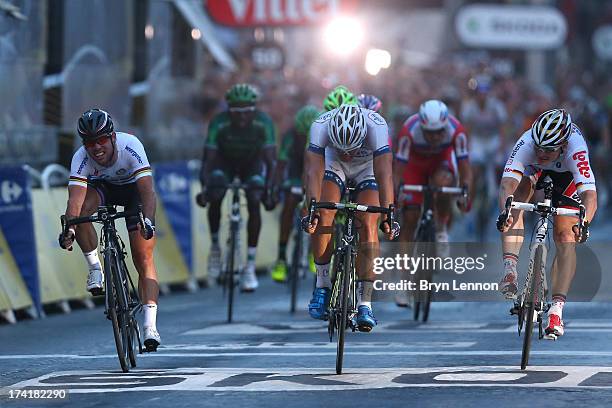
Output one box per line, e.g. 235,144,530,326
323,85,358,111
225,83,259,106
295,105,321,135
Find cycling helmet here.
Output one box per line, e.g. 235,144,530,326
419,100,448,131
531,109,572,148
328,104,367,152
323,85,358,112
295,105,321,135
225,83,259,106
357,94,382,112
77,109,114,141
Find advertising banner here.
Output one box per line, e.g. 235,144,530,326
0,166,40,311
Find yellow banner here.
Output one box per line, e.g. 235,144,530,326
0,225,33,311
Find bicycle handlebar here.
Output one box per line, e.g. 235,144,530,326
306,198,395,234
400,184,467,197
61,205,145,235
497,195,586,231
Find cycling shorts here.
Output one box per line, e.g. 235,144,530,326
88,180,142,231
324,156,378,196
527,168,581,210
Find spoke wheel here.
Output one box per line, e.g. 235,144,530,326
336,249,351,375
521,246,544,370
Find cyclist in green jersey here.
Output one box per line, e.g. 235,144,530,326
196,83,277,292
270,105,322,282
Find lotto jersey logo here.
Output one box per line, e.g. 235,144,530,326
572,150,591,178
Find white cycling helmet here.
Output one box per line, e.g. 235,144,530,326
419,100,449,131
531,109,572,148
328,104,367,152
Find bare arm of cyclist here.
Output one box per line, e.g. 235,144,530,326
136,175,156,223
263,146,277,188
304,150,324,205
374,152,394,209
580,190,597,223
65,185,87,219
498,177,520,232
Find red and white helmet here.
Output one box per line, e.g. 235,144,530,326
328,104,367,152
419,100,449,131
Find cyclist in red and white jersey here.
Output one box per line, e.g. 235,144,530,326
497,109,597,339
395,100,472,252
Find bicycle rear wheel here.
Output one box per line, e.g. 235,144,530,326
226,228,237,323
336,248,352,375
290,230,301,314
521,246,543,370
106,250,130,372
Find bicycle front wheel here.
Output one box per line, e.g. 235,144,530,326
521,245,544,370
336,248,352,375
105,250,130,372
226,228,237,323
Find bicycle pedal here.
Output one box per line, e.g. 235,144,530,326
509,305,520,315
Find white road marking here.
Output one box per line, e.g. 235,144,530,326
181,322,612,335
1,350,612,360
161,341,476,350
5,366,612,392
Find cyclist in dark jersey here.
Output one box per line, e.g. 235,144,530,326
196,83,277,292
270,105,321,282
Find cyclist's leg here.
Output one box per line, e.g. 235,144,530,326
308,172,342,320
430,157,456,253
243,169,265,291
547,174,581,337
354,179,381,330
272,179,300,282
499,174,534,297
206,168,229,279
115,182,161,348
75,182,103,293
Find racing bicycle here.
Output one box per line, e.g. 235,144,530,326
497,176,585,370
400,184,467,322
61,206,145,372
306,197,394,374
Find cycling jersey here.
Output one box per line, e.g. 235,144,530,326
69,132,152,187
308,108,390,193
308,108,391,164
502,125,597,194
206,111,276,162
278,126,307,184
395,114,469,161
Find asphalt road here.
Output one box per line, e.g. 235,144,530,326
1,273,612,408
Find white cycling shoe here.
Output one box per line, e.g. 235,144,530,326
544,313,564,340
435,230,450,258
143,326,161,351
240,264,258,292
86,267,104,296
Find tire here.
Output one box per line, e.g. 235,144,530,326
290,229,301,314
336,248,352,375
106,249,129,373
521,246,544,370
226,227,236,324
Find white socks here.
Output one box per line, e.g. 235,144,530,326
143,304,157,329
358,280,373,308
83,249,101,270
315,262,331,289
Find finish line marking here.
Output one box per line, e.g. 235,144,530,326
5,366,612,392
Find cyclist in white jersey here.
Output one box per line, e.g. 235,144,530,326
302,104,399,332
58,109,161,351
497,109,597,339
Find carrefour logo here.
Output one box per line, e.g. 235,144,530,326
0,180,23,204
158,173,188,195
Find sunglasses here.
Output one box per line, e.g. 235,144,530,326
229,106,256,113
83,134,111,148
535,145,561,153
